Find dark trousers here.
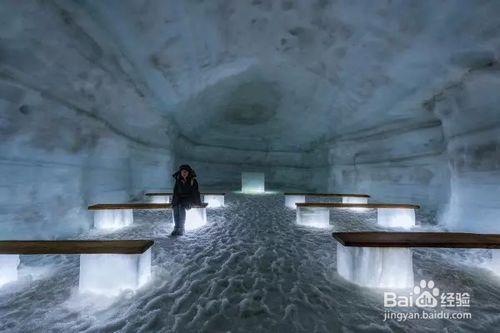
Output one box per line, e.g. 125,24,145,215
173,205,186,231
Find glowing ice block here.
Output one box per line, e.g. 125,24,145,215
342,196,368,204
242,172,265,193
150,195,170,203
285,195,306,209
336,243,414,289
0,254,20,287
203,194,224,208
490,250,500,276
174,207,208,231
93,209,134,230
79,248,151,296
377,208,415,228
296,207,330,228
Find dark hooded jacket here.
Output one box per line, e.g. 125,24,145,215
171,165,202,208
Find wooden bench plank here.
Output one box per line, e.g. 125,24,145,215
145,192,226,196
297,203,420,209
89,203,171,210
333,232,500,249
284,192,370,198
88,203,208,210
0,240,154,254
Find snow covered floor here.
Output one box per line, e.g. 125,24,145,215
0,193,499,332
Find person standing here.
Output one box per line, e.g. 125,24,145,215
170,164,201,236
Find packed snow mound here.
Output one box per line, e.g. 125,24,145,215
0,194,498,332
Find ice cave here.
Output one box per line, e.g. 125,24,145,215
1,1,500,332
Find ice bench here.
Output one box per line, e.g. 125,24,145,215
88,203,208,230
284,192,370,209
145,192,226,208
242,172,265,193
0,240,153,295
145,192,172,203
296,203,420,229
332,232,500,289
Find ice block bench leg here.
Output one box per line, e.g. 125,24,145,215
242,172,265,193
179,206,208,230
336,242,413,288
342,196,368,204
297,203,419,228
377,208,416,228
0,254,20,287
0,240,154,295
145,192,225,208
92,209,134,230
202,193,225,208
144,192,172,203
332,232,500,289
150,195,171,203
285,195,306,209
492,250,500,274
296,206,330,228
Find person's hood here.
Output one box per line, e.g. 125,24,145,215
172,164,197,179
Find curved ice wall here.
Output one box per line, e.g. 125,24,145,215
431,70,500,232
0,1,174,239
1,0,500,236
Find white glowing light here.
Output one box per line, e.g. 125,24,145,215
296,207,330,228
150,195,170,203
340,197,370,212
285,195,305,209
241,172,265,193
0,254,20,287
203,195,224,208
79,249,151,296
377,208,415,228
490,250,500,276
93,209,133,230
185,207,208,230
337,243,414,289
342,196,368,204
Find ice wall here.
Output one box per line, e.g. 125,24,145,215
317,2,500,227
326,120,450,214
0,1,175,239
176,137,328,191
325,65,500,231
430,69,500,233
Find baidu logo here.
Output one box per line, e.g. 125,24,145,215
383,279,472,321
384,279,439,308
384,279,470,309
414,280,440,308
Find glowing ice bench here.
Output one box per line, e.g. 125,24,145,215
284,192,370,209
88,203,208,230
296,203,420,229
242,172,265,193
333,232,500,289
145,192,171,204
145,192,225,208
0,240,153,295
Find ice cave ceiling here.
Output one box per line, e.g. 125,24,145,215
5,0,497,151
83,0,497,151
